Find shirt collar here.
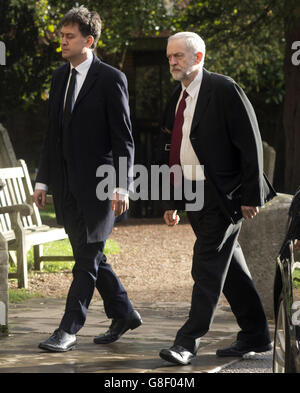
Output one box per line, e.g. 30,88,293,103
70,50,93,75
182,67,203,99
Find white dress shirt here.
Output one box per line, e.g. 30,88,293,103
63,50,93,111
178,68,205,181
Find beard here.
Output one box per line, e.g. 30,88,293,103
170,68,186,81
170,62,196,82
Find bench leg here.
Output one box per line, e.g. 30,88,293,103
9,251,17,266
34,245,43,271
16,236,28,289
12,212,28,289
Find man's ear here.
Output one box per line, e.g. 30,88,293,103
85,35,94,49
195,52,203,64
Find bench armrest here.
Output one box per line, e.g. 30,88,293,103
0,203,33,216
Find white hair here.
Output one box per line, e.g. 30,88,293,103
168,32,206,65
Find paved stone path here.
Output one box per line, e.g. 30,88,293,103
0,297,262,374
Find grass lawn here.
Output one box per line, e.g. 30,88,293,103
8,237,121,274
8,288,43,303
293,267,300,289
8,238,121,302
8,203,121,302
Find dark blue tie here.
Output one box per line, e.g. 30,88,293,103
62,68,77,160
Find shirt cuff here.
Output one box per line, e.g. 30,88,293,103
113,187,129,200
35,183,48,192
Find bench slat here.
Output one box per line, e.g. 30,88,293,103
0,190,11,232
0,167,23,179
16,176,33,227
0,159,73,288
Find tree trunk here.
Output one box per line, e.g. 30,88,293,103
283,3,300,193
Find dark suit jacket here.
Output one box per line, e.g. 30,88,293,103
36,54,134,241
158,68,276,223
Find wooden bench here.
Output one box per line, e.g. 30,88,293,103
0,123,17,168
0,178,9,333
0,160,73,289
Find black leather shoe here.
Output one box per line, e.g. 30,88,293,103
94,310,142,344
216,340,273,357
159,345,195,365
38,329,77,352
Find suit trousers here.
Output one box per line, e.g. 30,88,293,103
58,167,134,334
174,182,270,353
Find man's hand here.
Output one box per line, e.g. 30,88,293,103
241,205,259,220
33,189,47,210
164,210,180,226
112,192,129,217
294,240,300,250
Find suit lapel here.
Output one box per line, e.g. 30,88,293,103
72,54,101,113
165,84,181,131
190,68,212,136
53,63,69,130
53,55,101,131
166,69,212,135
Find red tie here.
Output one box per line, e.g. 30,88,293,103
169,89,188,185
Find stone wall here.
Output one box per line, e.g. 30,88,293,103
239,193,293,319
0,232,8,334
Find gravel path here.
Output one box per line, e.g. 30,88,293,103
9,217,229,307
9,218,194,302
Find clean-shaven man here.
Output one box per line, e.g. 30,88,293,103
158,32,276,365
34,6,142,352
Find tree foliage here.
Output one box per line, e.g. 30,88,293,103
0,0,61,112
0,0,287,112
0,0,170,117
169,0,286,104
0,0,298,190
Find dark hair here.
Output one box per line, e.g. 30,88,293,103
58,6,102,49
